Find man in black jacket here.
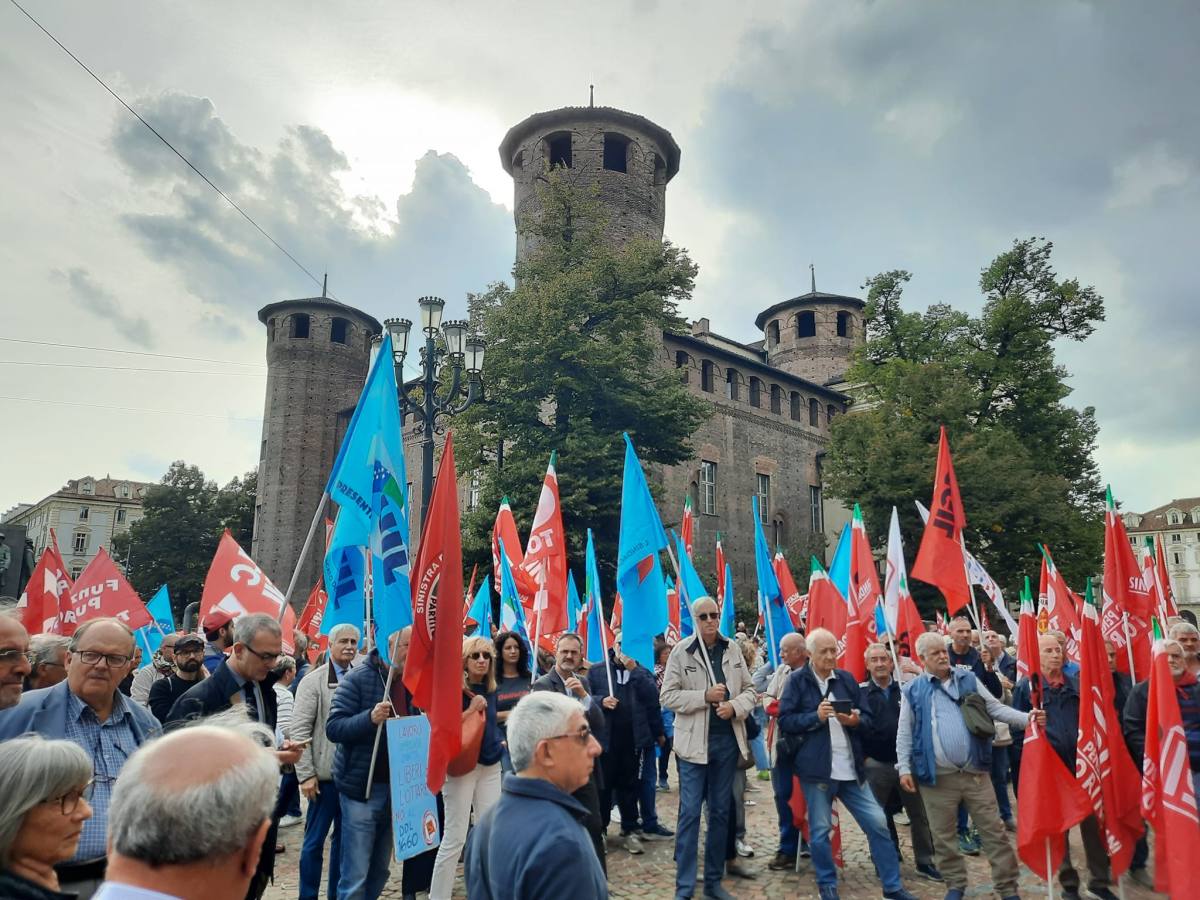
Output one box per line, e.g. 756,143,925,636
147,633,206,724
859,643,940,883
165,613,304,899
532,631,607,869
1013,634,1117,900
948,616,1002,695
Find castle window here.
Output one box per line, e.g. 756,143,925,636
700,461,717,515
701,360,715,392
749,377,762,408
675,350,690,384
512,150,524,173
546,132,572,169
809,398,820,427
653,153,667,187
773,514,786,548
797,311,816,338
603,133,630,173
330,317,349,345
767,320,780,346
770,384,783,414
725,369,740,401
790,391,802,421
267,317,276,341
291,313,310,339
810,485,824,533
468,470,481,512
837,311,852,338
757,474,771,523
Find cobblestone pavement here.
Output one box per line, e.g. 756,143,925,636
267,772,1159,899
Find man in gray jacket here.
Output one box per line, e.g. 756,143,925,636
660,596,757,900
290,623,360,900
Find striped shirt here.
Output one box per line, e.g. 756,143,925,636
63,690,140,861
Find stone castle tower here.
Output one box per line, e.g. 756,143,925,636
754,286,865,386
499,106,681,263
253,297,381,595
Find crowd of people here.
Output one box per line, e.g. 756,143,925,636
0,602,1197,900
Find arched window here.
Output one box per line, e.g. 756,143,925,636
790,391,802,421
603,133,630,173
770,385,783,414
726,369,740,401
797,311,816,338
291,313,310,339
809,397,820,426
511,150,524,173
330,317,349,344
701,360,715,393
545,132,572,168
653,154,667,187
837,311,852,338
749,377,763,408
767,320,781,346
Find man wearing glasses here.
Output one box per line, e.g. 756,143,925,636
146,633,207,725
0,616,161,898
0,610,32,709
464,691,607,899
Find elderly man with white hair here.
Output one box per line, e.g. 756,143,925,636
897,630,1038,900
290,622,360,900
1169,620,1200,675
93,718,281,900
464,691,606,899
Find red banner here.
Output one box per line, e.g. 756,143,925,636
15,530,72,634
63,548,151,634
199,531,289,626
911,426,971,612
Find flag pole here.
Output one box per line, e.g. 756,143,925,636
279,491,329,621
878,598,902,674
1044,838,1055,900
530,567,546,686
364,550,375,654
1121,612,1137,681
364,664,395,800
596,588,615,699
958,531,983,632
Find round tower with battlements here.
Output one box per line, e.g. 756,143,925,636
253,297,381,599
499,105,681,262
755,288,865,386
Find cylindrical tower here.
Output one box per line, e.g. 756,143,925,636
754,290,865,386
499,106,681,262
253,297,381,601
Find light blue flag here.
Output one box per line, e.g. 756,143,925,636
466,575,492,638
752,496,793,667
369,434,413,665
617,434,669,671
134,585,174,668
584,529,609,666
721,561,736,638
671,530,704,639
498,538,533,661
829,524,851,602
320,537,366,637
567,572,583,634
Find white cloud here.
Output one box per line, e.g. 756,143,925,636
1107,143,1195,209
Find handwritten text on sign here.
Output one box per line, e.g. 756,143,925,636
387,717,441,862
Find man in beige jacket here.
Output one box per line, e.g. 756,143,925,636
660,596,756,900
290,623,359,900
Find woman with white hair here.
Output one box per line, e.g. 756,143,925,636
0,735,94,899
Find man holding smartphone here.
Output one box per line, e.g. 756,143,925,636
776,629,916,900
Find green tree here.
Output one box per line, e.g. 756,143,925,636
112,462,257,622
825,238,1105,614
455,171,710,580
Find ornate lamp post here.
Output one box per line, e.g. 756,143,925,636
380,296,486,520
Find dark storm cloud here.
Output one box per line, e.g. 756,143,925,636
685,0,1200,453
54,267,155,347
109,91,514,321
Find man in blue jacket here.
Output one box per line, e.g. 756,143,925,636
776,628,916,900
465,690,607,898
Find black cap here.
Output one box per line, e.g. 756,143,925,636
173,634,205,651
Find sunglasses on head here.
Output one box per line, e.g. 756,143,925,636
468,651,493,661
696,612,719,622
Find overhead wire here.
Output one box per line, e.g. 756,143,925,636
0,337,261,367
0,395,262,422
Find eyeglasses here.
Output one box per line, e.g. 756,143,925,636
48,780,94,816
0,648,31,666
695,612,719,622
75,650,133,667
545,726,593,746
468,652,493,661
241,645,282,663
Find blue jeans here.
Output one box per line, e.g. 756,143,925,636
799,778,903,893
637,746,660,830
338,783,392,900
300,779,342,900
675,732,738,896
750,707,770,771
990,745,1012,821
771,757,800,855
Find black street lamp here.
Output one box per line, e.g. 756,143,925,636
379,296,486,521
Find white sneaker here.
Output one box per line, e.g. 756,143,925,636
623,832,645,854
736,838,754,858
279,814,303,828
894,811,910,826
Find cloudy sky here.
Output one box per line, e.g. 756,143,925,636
2,0,1196,519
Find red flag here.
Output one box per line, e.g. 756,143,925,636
789,774,807,835
680,496,695,559
773,551,804,629
1076,582,1143,878
1141,641,1200,894
15,531,72,634
403,434,465,794
1015,576,1092,879
1154,535,1177,621
911,426,971,613
280,604,297,656
610,593,623,633
1038,545,1083,663
666,580,681,644
522,453,568,637
63,548,151,634
806,558,847,643
492,496,536,599
199,531,289,627
297,582,329,663
1103,487,1151,680
715,534,726,604
935,611,947,635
